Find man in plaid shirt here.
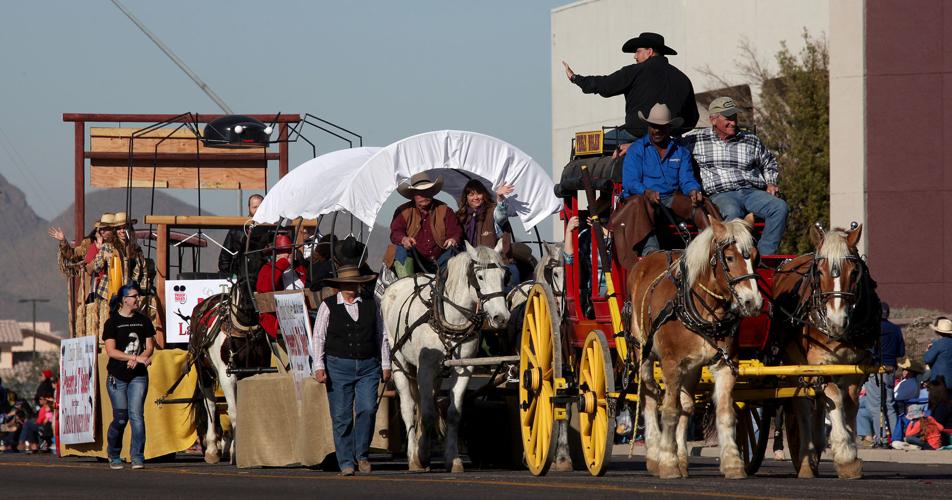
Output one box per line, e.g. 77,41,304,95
682,97,788,255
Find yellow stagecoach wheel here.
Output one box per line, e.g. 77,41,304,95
518,283,562,476
577,330,615,476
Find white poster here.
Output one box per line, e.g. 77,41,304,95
164,279,230,343
274,292,313,399
59,336,98,445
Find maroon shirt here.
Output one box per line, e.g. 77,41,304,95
390,201,462,261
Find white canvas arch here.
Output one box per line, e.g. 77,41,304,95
253,147,381,223
340,130,561,232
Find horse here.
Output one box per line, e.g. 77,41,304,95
506,242,565,311
381,241,511,473
629,214,763,479
186,278,271,464
771,223,880,479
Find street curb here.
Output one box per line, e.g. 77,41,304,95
612,443,952,464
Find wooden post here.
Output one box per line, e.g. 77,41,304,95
155,223,168,348
74,122,85,238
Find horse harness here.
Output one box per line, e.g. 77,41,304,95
390,260,508,364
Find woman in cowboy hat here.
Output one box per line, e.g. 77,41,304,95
925,317,952,427
49,212,115,337
311,262,390,476
385,172,462,278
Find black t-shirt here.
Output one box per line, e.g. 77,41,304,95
102,312,156,381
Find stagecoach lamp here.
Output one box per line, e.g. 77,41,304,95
850,221,859,230
263,126,273,135
233,125,244,134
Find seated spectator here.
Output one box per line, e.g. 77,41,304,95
19,396,53,453
895,357,926,404
1,398,29,452
894,404,943,450
384,173,462,278
455,179,519,287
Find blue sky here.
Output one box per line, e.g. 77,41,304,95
0,0,566,221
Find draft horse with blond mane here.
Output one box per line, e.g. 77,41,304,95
629,214,763,479
771,223,880,479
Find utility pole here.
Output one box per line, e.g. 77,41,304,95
19,298,50,361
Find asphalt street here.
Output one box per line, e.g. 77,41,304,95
2,453,951,499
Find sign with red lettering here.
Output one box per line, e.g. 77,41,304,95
164,279,230,343
574,130,604,156
274,292,313,399
59,336,98,445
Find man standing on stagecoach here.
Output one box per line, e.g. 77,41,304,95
562,32,698,154
219,194,270,279
683,97,788,255
385,172,462,278
312,265,391,476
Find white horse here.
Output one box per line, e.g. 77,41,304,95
382,241,511,473
185,280,271,464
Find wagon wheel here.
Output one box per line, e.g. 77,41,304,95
734,400,773,476
518,282,563,476
577,330,615,476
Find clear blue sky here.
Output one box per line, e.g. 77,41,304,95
0,0,566,221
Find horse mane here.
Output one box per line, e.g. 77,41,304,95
683,219,754,286
817,228,851,263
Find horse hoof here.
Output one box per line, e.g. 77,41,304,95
204,452,221,465
645,458,659,476
553,458,574,472
835,459,863,480
659,463,682,479
722,467,747,480
678,461,689,478
409,460,430,473
450,459,464,474
796,466,816,479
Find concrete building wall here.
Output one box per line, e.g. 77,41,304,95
551,0,830,235
864,0,952,311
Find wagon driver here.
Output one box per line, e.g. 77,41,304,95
385,172,463,278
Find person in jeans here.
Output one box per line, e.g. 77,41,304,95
312,265,391,476
862,302,905,445
683,97,788,255
102,284,155,469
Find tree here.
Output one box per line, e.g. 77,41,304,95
700,31,830,254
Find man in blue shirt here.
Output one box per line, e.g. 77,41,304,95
863,302,905,445
621,103,704,255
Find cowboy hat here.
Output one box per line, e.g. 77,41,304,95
638,103,684,129
334,235,367,267
622,32,677,55
898,357,926,374
930,316,952,336
105,211,138,227
96,212,117,228
262,233,295,256
321,264,378,287
396,172,444,199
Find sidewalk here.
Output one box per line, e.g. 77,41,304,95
612,439,952,464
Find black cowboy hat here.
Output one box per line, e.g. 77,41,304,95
334,235,367,267
622,32,677,55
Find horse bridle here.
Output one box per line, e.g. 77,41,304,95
805,253,868,339
465,260,509,304
709,238,762,310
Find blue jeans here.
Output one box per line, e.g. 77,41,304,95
325,355,381,470
709,189,788,255
856,398,874,437
106,375,148,463
394,246,456,273
863,372,897,442
640,195,676,254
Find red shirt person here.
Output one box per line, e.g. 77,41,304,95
255,234,306,339
384,172,462,277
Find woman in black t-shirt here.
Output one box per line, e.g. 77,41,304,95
101,284,155,470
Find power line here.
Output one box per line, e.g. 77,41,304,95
110,0,233,114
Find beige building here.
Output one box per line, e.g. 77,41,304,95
0,320,62,370
552,1,952,312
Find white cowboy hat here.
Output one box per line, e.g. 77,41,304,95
898,356,926,374
930,316,952,336
637,103,684,129
396,172,444,199
107,211,138,227
96,212,118,228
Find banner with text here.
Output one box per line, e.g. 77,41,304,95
274,292,313,399
59,336,98,445
164,279,230,343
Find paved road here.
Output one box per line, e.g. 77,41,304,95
2,453,951,499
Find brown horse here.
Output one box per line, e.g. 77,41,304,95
630,215,763,479
771,224,880,479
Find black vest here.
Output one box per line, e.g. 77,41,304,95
324,296,378,360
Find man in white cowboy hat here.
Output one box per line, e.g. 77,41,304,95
385,172,462,278
562,32,698,152
925,316,952,411
617,103,706,256
311,263,391,476
682,96,789,255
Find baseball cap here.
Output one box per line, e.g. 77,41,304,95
708,97,739,117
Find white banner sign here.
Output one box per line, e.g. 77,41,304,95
164,279,230,343
59,336,98,445
274,292,313,398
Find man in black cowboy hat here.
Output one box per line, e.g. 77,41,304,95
385,172,462,278
563,32,698,148
311,257,390,476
